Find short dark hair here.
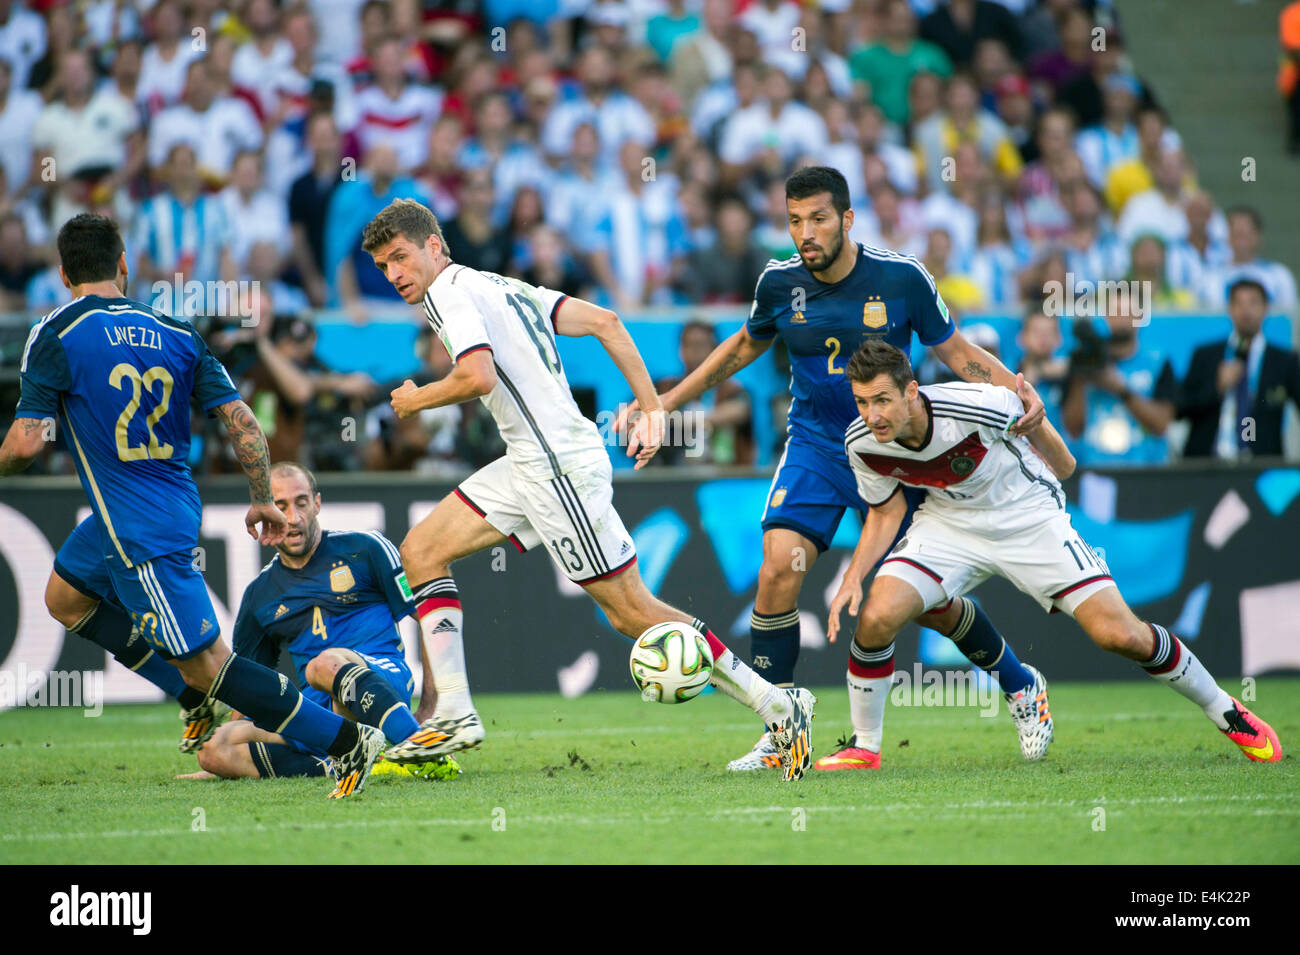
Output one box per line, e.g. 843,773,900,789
846,339,914,394
681,319,716,344
1225,205,1262,232
1228,277,1269,304
57,214,124,286
361,198,448,255
271,461,319,497
785,166,851,216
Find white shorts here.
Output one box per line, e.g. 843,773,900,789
455,456,637,584
875,509,1116,616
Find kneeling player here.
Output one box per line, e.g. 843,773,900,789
820,340,1282,769
184,462,456,785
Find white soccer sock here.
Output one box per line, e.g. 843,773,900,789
1141,624,1233,729
848,641,895,752
414,578,474,718
710,648,791,724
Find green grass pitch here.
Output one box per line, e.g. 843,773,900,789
1,678,1296,864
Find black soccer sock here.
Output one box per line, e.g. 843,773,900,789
749,608,800,686
247,741,330,779
208,652,357,758
332,662,420,743
68,600,200,705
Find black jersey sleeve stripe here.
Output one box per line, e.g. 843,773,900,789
455,343,492,361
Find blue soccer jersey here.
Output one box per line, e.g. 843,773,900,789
747,244,956,462
15,294,239,569
232,530,415,688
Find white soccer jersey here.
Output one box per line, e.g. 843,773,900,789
422,265,605,482
845,382,1065,536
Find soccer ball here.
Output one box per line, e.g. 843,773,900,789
629,622,714,704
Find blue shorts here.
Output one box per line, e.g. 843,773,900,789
284,652,414,756
109,550,221,661
53,516,117,605
761,439,922,556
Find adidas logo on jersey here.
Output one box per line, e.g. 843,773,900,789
891,467,908,477
274,604,290,619
620,541,632,556
432,619,459,633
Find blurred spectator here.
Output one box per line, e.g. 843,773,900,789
440,165,512,275
647,1,700,64
822,100,867,209
1101,105,1180,216
920,0,1023,68
586,139,688,310
921,226,984,313
289,113,346,307
1199,206,1298,311
459,89,550,225
916,140,982,261
311,0,369,69
326,143,431,312
221,151,291,276
1181,278,1300,460
919,318,1002,385
541,45,654,166
1016,307,1068,428
719,64,828,186
1060,181,1124,288
31,49,140,228
0,0,47,91
25,1,72,98
505,184,544,271
854,180,922,253
133,143,235,294
993,72,1036,162
232,0,294,116
969,187,1025,307
1058,27,1158,130
520,224,586,298
271,6,358,135
0,59,42,196
651,319,753,466
913,71,1022,195
236,308,377,468
1026,5,1092,99
137,0,203,115
1284,0,1300,154
1062,288,1176,466
1165,190,1228,293
1075,72,1141,189
545,121,618,253
364,327,462,472
677,194,769,304
247,241,309,317
1115,148,1193,246
353,35,442,171
1013,105,1076,244
0,213,42,311
906,68,946,130
739,0,802,60
754,176,799,260
1126,234,1195,308
850,0,952,127
855,102,918,196
669,0,732,106
678,180,716,252
418,114,466,223
148,58,263,182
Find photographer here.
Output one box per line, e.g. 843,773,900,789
1180,278,1300,460
1062,288,1177,465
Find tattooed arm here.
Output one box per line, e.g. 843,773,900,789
0,417,52,476
214,399,287,545
932,329,1046,435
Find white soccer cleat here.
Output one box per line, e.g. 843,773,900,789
1005,664,1053,760
179,699,230,753
382,710,485,763
327,724,386,798
767,688,816,782
726,731,783,771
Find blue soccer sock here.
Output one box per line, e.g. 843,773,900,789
940,598,1034,694
209,653,357,758
248,741,330,779
749,608,800,686
333,662,420,744
68,600,202,707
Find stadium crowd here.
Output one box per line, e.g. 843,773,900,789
1,0,1297,475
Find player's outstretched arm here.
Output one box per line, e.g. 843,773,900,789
0,417,49,476
555,296,666,468
1025,414,1077,479
932,329,1046,435
389,350,497,418
827,489,908,643
214,399,288,547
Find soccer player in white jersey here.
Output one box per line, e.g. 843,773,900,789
818,339,1282,769
358,199,815,780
